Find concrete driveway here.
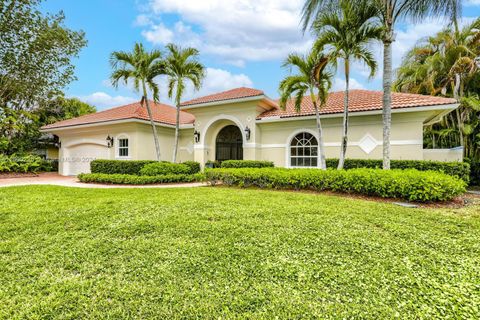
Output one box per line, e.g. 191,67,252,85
0,172,206,189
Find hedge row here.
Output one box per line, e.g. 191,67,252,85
206,168,466,202
221,160,274,168
78,173,205,185
466,160,480,186
326,158,470,184
0,154,43,173
140,162,191,176
90,160,201,175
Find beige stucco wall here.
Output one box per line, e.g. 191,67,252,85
183,101,263,165
47,99,458,175
257,112,429,167
53,122,194,175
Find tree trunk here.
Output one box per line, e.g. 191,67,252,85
453,73,464,148
173,103,180,163
142,82,161,161
313,98,327,170
338,59,350,170
382,31,393,170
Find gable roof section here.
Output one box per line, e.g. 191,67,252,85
181,87,265,107
258,90,457,119
41,100,195,130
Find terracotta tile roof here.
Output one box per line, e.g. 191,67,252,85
258,90,457,119
181,87,265,107
41,100,195,130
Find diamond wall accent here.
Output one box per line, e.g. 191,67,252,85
358,134,378,154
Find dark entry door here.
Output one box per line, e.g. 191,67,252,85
216,125,243,162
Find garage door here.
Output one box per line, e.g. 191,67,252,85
64,144,108,176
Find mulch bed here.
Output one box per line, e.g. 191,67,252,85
0,172,39,179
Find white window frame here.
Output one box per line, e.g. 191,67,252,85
286,129,320,168
116,134,131,159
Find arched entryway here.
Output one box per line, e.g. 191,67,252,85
216,125,243,162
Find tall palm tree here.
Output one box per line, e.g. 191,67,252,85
313,0,381,169
395,18,480,158
110,43,164,161
301,0,462,169
279,49,332,169
164,44,205,163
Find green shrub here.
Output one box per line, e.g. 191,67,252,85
326,158,470,184
140,162,191,176
0,154,43,173
221,160,274,168
182,161,201,174
90,160,156,175
78,173,205,185
467,159,480,186
206,168,466,202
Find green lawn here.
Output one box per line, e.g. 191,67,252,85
0,186,479,319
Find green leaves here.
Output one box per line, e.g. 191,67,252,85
206,167,466,202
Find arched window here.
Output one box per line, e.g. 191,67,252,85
290,132,318,167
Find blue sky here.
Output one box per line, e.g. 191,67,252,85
40,0,480,110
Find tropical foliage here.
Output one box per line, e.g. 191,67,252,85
164,44,205,163
278,48,332,169
312,0,382,169
301,0,463,169
395,18,480,161
110,43,164,161
0,0,87,154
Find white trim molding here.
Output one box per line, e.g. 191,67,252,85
115,133,131,160
181,95,266,110
200,114,246,146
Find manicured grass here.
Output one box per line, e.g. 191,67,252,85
0,186,479,319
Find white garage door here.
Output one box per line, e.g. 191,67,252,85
64,144,108,176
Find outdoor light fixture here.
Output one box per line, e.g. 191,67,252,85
194,130,200,143
245,126,251,141
106,135,114,148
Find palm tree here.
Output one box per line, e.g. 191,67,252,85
312,0,381,169
301,0,462,169
395,18,480,159
164,44,205,163
110,43,164,161
279,48,332,169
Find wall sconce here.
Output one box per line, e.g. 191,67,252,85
194,130,200,143
245,126,251,141
106,135,114,148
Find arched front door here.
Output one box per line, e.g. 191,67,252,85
216,125,243,162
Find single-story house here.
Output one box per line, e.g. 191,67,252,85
41,87,462,176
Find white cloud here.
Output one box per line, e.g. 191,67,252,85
134,14,152,26
331,77,365,92
76,92,138,109
138,0,312,65
465,0,480,6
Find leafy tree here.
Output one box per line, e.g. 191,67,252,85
0,0,86,154
301,0,462,169
279,48,332,170
0,0,86,109
110,43,165,161
164,44,205,163
394,18,480,160
313,0,381,169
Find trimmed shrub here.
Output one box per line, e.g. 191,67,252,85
140,162,191,176
0,154,43,173
221,160,274,169
326,158,470,184
467,160,480,186
205,160,221,169
182,161,201,174
78,173,205,185
90,160,156,175
206,168,466,202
